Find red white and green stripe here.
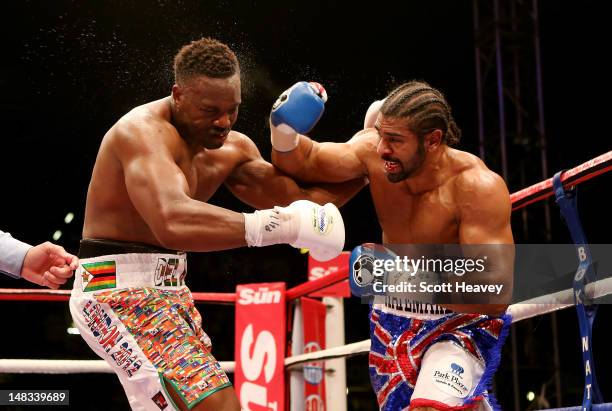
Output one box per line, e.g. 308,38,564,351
83,261,116,292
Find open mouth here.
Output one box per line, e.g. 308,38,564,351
384,160,401,173
211,130,230,139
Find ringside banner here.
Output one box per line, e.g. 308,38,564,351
308,252,350,297
301,297,327,411
235,283,286,411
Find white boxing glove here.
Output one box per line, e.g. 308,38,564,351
363,98,386,129
243,200,344,262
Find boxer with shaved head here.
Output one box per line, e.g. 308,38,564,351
69,38,364,411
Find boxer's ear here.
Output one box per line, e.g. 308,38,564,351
424,129,442,152
171,84,183,107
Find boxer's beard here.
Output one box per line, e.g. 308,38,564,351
383,141,426,183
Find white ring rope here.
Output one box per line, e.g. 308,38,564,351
286,276,612,368
0,359,235,374
2,277,610,374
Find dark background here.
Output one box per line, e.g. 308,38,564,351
0,1,609,410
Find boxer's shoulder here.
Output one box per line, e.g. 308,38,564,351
106,100,181,157
189,131,260,175
450,150,510,207
349,128,379,161
223,130,263,160
224,130,253,149
351,128,379,145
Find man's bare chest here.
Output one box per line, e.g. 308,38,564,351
369,180,459,243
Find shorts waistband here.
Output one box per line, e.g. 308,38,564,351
79,238,181,258
73,251,188,293
373,296,451,319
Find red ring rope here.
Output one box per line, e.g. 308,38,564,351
1,151,610,303
510,151,611,211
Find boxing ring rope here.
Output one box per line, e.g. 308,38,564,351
0,266,351,374
1,150,611,409
510,151,611,211
0,289,237,304
5,151,608,305
0,359,236,375
1,273,611,374
285,276,612,368
0,266,349,303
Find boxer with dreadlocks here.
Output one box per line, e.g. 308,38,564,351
268,80,514,410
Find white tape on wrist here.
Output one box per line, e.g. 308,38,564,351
243,208,298,247
243,212,260,247
271,123,299,152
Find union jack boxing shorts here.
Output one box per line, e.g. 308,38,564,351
369,303,511,410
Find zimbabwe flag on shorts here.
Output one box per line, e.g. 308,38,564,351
82,261,116,292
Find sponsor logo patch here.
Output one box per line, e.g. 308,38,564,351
431,358,472,398
303,342,324,385
312,207,333,236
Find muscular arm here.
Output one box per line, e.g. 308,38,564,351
271,131,371,183
443,169,514,316
226,135,367,209
114,120,247,252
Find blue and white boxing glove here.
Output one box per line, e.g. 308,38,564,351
349,243,398,297
270,81,328,152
